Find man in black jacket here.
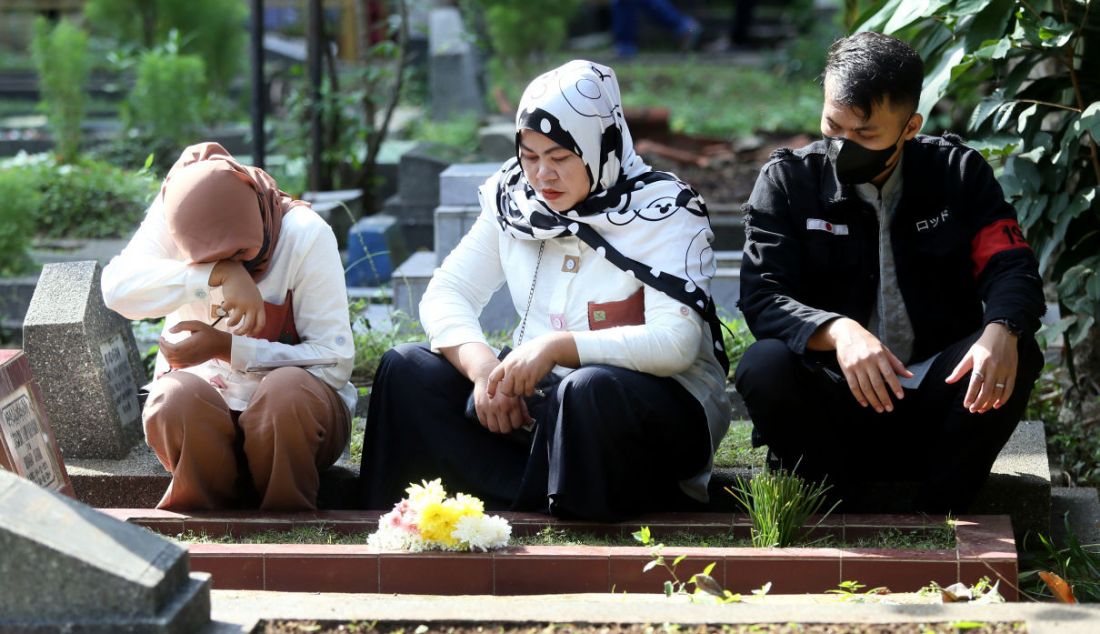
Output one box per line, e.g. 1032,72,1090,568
735,32,1045,512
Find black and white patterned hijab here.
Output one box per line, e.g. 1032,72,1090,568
479,59,729,372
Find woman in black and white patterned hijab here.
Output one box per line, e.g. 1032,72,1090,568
359,60,731,522
485,60,727,368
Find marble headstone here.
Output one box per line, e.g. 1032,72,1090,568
22,261,145,459
0,349,73,496
0,469,211,632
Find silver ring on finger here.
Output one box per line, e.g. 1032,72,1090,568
973,371,984,380
995,382,1006,389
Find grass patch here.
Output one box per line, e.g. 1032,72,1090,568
173,523,955,550
714,423,766,469
173,526,371,545
491,57,822,139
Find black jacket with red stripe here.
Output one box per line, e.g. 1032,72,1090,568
738,133,1045,363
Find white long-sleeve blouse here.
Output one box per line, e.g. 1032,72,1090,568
419,206,731,501
102,198,356,414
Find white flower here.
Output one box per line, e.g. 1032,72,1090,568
367,524,426,552
452,514,512,551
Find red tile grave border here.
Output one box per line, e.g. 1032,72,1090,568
101,509,1018,600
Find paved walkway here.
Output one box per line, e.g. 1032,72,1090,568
205,591,1100,633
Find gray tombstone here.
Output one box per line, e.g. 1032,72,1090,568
0,469,211,632
429,7,484,121
385,143,454,251
22,261,145,460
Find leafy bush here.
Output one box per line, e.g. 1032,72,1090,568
126,45,207,150
30,18,90,163
5,156,159,240
855,1,1100,353
0,169,40,275
84,0,245,92
462,0,580,65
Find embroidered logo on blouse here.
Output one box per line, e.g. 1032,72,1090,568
806,219,849,235
916,209,951,232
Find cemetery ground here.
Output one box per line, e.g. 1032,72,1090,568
3,6,1100,632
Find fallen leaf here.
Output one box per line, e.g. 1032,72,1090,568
1039,571,1077,603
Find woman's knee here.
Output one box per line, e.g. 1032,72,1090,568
143,372,227,428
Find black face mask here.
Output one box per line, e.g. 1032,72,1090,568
825,120,910,185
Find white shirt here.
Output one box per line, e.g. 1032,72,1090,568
420,206,731,501
102,198,356,414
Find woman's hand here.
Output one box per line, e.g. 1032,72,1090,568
209,260,266,336
471,358,531,433
487,333,578,399
946,322,1019,414
159,320,231,369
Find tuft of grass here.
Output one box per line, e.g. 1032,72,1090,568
726,466,838,548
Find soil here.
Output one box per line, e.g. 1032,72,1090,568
261,621,1027,633
639,132,814,206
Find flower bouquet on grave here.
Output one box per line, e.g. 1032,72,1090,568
367,478,512,552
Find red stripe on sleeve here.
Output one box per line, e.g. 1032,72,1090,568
972,218,1031,277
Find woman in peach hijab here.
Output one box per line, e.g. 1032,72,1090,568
103,142,355,511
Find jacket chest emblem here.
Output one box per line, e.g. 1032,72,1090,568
916,210,951,232
806,218,849,235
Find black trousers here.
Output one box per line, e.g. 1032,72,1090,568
733,331,1043,513
357,343,712,521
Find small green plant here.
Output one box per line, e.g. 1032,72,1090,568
0,168,41,276
126,37,207,151
30,18,90,163
632,526,741,602
726,466,839,548
826,579,889,601
461,0,580,73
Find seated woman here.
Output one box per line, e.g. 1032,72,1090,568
359,60,731,521
102,142,355,511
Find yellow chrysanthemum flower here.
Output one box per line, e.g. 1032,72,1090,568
419,501,461,548
406,478,446,509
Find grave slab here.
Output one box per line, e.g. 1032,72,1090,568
0,349,73,496
0,469,211,632
22,261,145,459
428,7,483,121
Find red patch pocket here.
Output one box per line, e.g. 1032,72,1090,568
255,290,300,344
587,288,645,331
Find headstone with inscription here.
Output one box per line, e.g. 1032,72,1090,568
0,350,73,495
22,261,145,459
0,469,211,632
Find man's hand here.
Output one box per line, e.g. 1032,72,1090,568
471,359,531,433
159,320,231,369
811,317,913,413
946,322,1019,413
209,260,266,336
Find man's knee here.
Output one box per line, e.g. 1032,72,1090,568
734,338,801,402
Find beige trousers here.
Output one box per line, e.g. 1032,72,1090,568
143,367,350,511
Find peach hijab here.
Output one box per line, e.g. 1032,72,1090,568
161,142,307,279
